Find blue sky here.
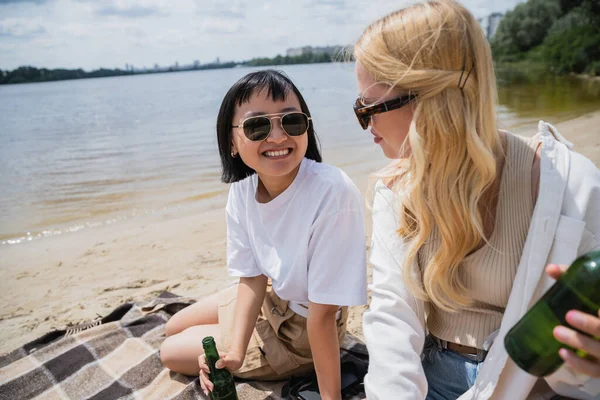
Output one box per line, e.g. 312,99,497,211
0,0,526,71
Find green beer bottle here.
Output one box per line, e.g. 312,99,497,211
504,249,600,377
202,336,238,400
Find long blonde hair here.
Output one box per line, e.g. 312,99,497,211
355,0,501,311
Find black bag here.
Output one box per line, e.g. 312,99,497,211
281,360,366,400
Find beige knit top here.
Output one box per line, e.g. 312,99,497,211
421,132,537,349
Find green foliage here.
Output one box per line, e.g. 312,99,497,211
193,62,237,70
560,0,600,26
546,6,588,37
244,51,333,67
587,61,600,76
542,24,600,74
0,66,133,84
1,51,339,84
559,0,584,14
491,0,561,59
492,0,600,76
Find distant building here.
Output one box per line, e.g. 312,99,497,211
477,17,489,37
478,12,504,39
487,13,503,39
286,46,311,57
286,48,302,57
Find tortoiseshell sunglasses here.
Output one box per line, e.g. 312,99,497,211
353,95,416,130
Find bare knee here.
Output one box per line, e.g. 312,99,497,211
163,297,221,337
164,318,179,337
160,336,175,368
160,336,192,373
160,334,204,376
164,310,194,336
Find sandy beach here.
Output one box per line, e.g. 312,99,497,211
1,111,599,355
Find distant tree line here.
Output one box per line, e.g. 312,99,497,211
0,66,136,84
492,0,600,75
0,62,239,85
244,51,333,67
0,51,341,85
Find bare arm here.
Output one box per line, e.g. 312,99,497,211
230,275,268,358
199,275,268,394
307,302,342,400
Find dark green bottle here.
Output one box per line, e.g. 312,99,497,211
504,250,600,377
202,336,238,400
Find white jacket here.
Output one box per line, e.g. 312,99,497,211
363,121,600,399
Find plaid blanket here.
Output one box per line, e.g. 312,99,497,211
0,292,368,400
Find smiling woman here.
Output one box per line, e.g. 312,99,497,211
160,69,368,399
215,70,322,186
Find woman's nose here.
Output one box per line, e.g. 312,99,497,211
266,118,287,143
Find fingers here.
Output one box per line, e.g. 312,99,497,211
554,325,600,359
199,368,214,394
198,355,210,373
216,351,243,371
545,264,568,280
215,354,225,369
198,355,213,396
198,351,239,396
552,309,600,378
559,348,600,378
215,354,233,370
566,310,600,338
199,362,210,374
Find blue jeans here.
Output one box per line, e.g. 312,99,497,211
422,335,484,400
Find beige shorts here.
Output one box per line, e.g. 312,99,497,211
218,283,348,380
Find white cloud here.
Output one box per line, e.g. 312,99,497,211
194,0,246,19
73,0,172,16
0,17,46,37
199,19,242,35
0,0,526,70
59,22,92,38
0,0,48,4
0,41,16,51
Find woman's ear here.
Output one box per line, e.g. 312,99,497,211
231,137,238,157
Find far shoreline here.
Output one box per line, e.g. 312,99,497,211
4,60,600,87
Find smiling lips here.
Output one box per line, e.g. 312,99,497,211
263,148,292,158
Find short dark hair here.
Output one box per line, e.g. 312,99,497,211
216,69,322,183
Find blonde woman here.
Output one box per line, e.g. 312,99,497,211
353,1,600,399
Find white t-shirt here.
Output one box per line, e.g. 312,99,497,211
226,158,367,306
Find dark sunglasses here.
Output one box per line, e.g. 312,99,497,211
353,95,416,130
232,112,311,142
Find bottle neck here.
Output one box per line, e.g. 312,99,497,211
203,346,219,365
